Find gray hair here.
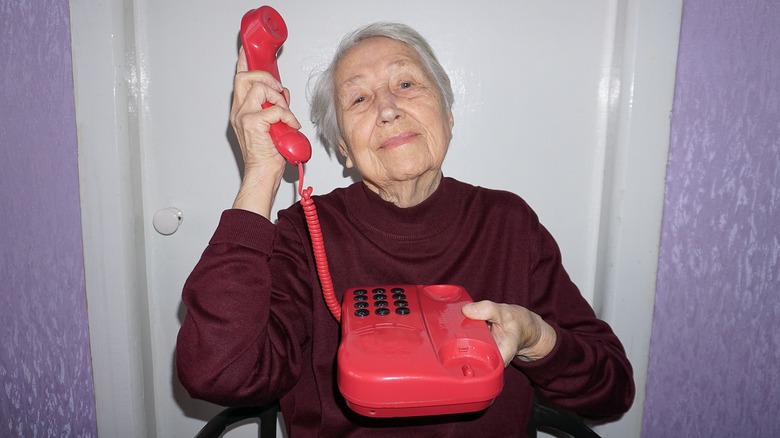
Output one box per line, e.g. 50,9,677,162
309,22,454,153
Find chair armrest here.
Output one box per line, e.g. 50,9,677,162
194,402,279,438
532,401,601,438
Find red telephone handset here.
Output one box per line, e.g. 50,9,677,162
239,5,341,321
240,6,312,165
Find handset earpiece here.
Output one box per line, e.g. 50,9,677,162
240,6,312,165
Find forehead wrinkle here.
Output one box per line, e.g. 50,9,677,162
338,57,416,91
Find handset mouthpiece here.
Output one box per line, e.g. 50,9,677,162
272,129,312,164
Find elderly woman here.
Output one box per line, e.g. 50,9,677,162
177,22,634,437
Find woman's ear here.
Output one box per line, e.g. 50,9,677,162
338,139,354,169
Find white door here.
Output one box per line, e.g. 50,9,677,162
71,0,682,436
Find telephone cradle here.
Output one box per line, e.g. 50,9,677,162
338,284,504,417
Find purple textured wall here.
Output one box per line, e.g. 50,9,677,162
644,0,780,436
0,0,97,435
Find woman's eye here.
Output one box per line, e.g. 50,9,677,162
353,96,366,105
399,81,412,89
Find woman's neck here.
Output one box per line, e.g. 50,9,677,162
363,171,443,208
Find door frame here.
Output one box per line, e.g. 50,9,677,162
70,0,682,436
70,0,155,436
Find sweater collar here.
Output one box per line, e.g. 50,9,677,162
345,176,461,240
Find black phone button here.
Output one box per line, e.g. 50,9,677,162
393,300,408,307
375,308,391,316
391,287,405,294
395,307,411,315
372,294,387,301
354,309,370,317
354,295,368,302
392,293,406,300
374,300,389,308
372,288,386,294
354,301,369,309
353,289,368,295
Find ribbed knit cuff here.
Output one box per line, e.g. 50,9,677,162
511,322,574,384
208,209,276,254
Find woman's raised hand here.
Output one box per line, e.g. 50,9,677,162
229,47,303,218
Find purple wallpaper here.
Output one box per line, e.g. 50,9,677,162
643,0,780,436
0,0,97,436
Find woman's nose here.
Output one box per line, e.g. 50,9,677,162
375,89,403,125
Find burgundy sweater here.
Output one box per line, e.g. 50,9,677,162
177,177,634,437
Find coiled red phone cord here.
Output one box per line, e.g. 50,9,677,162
297,163,342,322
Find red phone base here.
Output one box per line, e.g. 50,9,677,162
338,284,504,418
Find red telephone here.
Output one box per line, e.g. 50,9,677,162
339,284,504,417
239,6,504,418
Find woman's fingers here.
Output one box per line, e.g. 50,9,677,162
231,70,285,119
230,68,303,167
236,47,248,73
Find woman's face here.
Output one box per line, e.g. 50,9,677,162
334,37,453,194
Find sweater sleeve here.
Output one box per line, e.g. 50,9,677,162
175,209,310,406
512,216,635,421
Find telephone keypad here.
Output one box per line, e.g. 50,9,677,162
351,285,411,318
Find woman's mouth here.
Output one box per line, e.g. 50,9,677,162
381,132,418,149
